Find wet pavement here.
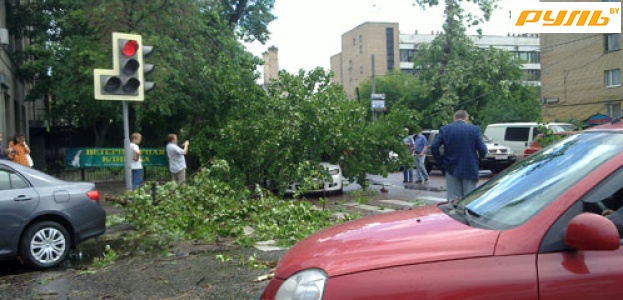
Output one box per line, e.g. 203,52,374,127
345,169,494,203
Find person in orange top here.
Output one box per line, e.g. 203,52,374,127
6,132,31,167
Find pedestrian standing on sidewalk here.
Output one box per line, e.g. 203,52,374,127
130,132,143,190
413,126,430,183
431,110,487,201
402,127,415,183
6,132,31,167
166,133,189,185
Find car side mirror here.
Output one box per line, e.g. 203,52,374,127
564,213,620,251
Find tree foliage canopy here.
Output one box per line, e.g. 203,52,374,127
7,0,272,146
386,0,542,128
198,68,416,193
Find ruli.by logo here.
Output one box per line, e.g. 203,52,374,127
511,2,621,33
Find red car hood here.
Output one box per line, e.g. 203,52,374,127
275,205,500,278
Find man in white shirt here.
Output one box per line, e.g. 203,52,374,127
166,133,189,184
130,132,143,190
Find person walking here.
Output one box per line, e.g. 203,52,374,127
413,127,430,183
166,134,189,185
402,128,415,183
431,110,487,201
6,132,31,167
130,132,143,190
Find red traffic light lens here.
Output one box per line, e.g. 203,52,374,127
122,40,139,57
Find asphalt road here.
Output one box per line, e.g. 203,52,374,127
345,169,494,203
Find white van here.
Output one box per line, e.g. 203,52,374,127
484,122,576,156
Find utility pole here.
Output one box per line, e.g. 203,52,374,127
371,55,376,122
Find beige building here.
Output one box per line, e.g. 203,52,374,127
330,22,400,99
331,22,541,99
262,46,279,88
540,32,623,122
0,0,33,142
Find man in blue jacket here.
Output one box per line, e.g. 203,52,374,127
431,110,487,201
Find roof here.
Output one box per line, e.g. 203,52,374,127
585,121,623,132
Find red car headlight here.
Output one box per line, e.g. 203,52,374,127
275,269,327,300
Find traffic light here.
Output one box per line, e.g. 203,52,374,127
94,32,155,101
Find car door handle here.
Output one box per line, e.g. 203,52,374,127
14,195,33,202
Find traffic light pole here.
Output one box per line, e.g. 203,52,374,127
93,32,155,191
122,101,132,190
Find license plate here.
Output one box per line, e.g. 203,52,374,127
495,155,508,160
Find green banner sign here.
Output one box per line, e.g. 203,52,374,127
66,148,167,168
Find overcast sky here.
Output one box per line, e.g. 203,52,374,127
244,0,525,79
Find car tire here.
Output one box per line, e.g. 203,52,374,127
19,221,71,270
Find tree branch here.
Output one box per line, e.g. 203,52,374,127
228,0,249,26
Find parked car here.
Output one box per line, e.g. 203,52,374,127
523,131,578,158
0,160,106,269
284,162,343,195
260,122,623,299
484,122,576,156
421,130,516,174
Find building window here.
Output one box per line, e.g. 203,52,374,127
605,69,621,88
360,66,363,74
359,35,363,44
400,49,416,63
523,69,541,81
513,51,540,64
353,38,356,46
359,45,363,54
605,34,620,52
606,103,622,119
386,27,395,71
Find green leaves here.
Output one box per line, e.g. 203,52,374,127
123,160,358,247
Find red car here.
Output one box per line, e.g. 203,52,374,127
261,123,623,299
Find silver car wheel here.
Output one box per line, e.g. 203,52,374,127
30,227,67,265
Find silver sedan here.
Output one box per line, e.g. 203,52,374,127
0,160,106,269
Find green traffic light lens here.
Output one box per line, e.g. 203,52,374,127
123,78,140,94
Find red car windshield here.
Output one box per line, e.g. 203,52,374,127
455,131,623,230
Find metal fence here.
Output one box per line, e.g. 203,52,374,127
49,166,171,182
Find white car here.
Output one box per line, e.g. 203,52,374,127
285,162,343,195
480,135,517,173
484,122,576,155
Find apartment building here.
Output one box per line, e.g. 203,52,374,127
540,32,623,122
330,22,400,99
0,0,32,142
331,22,540,99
